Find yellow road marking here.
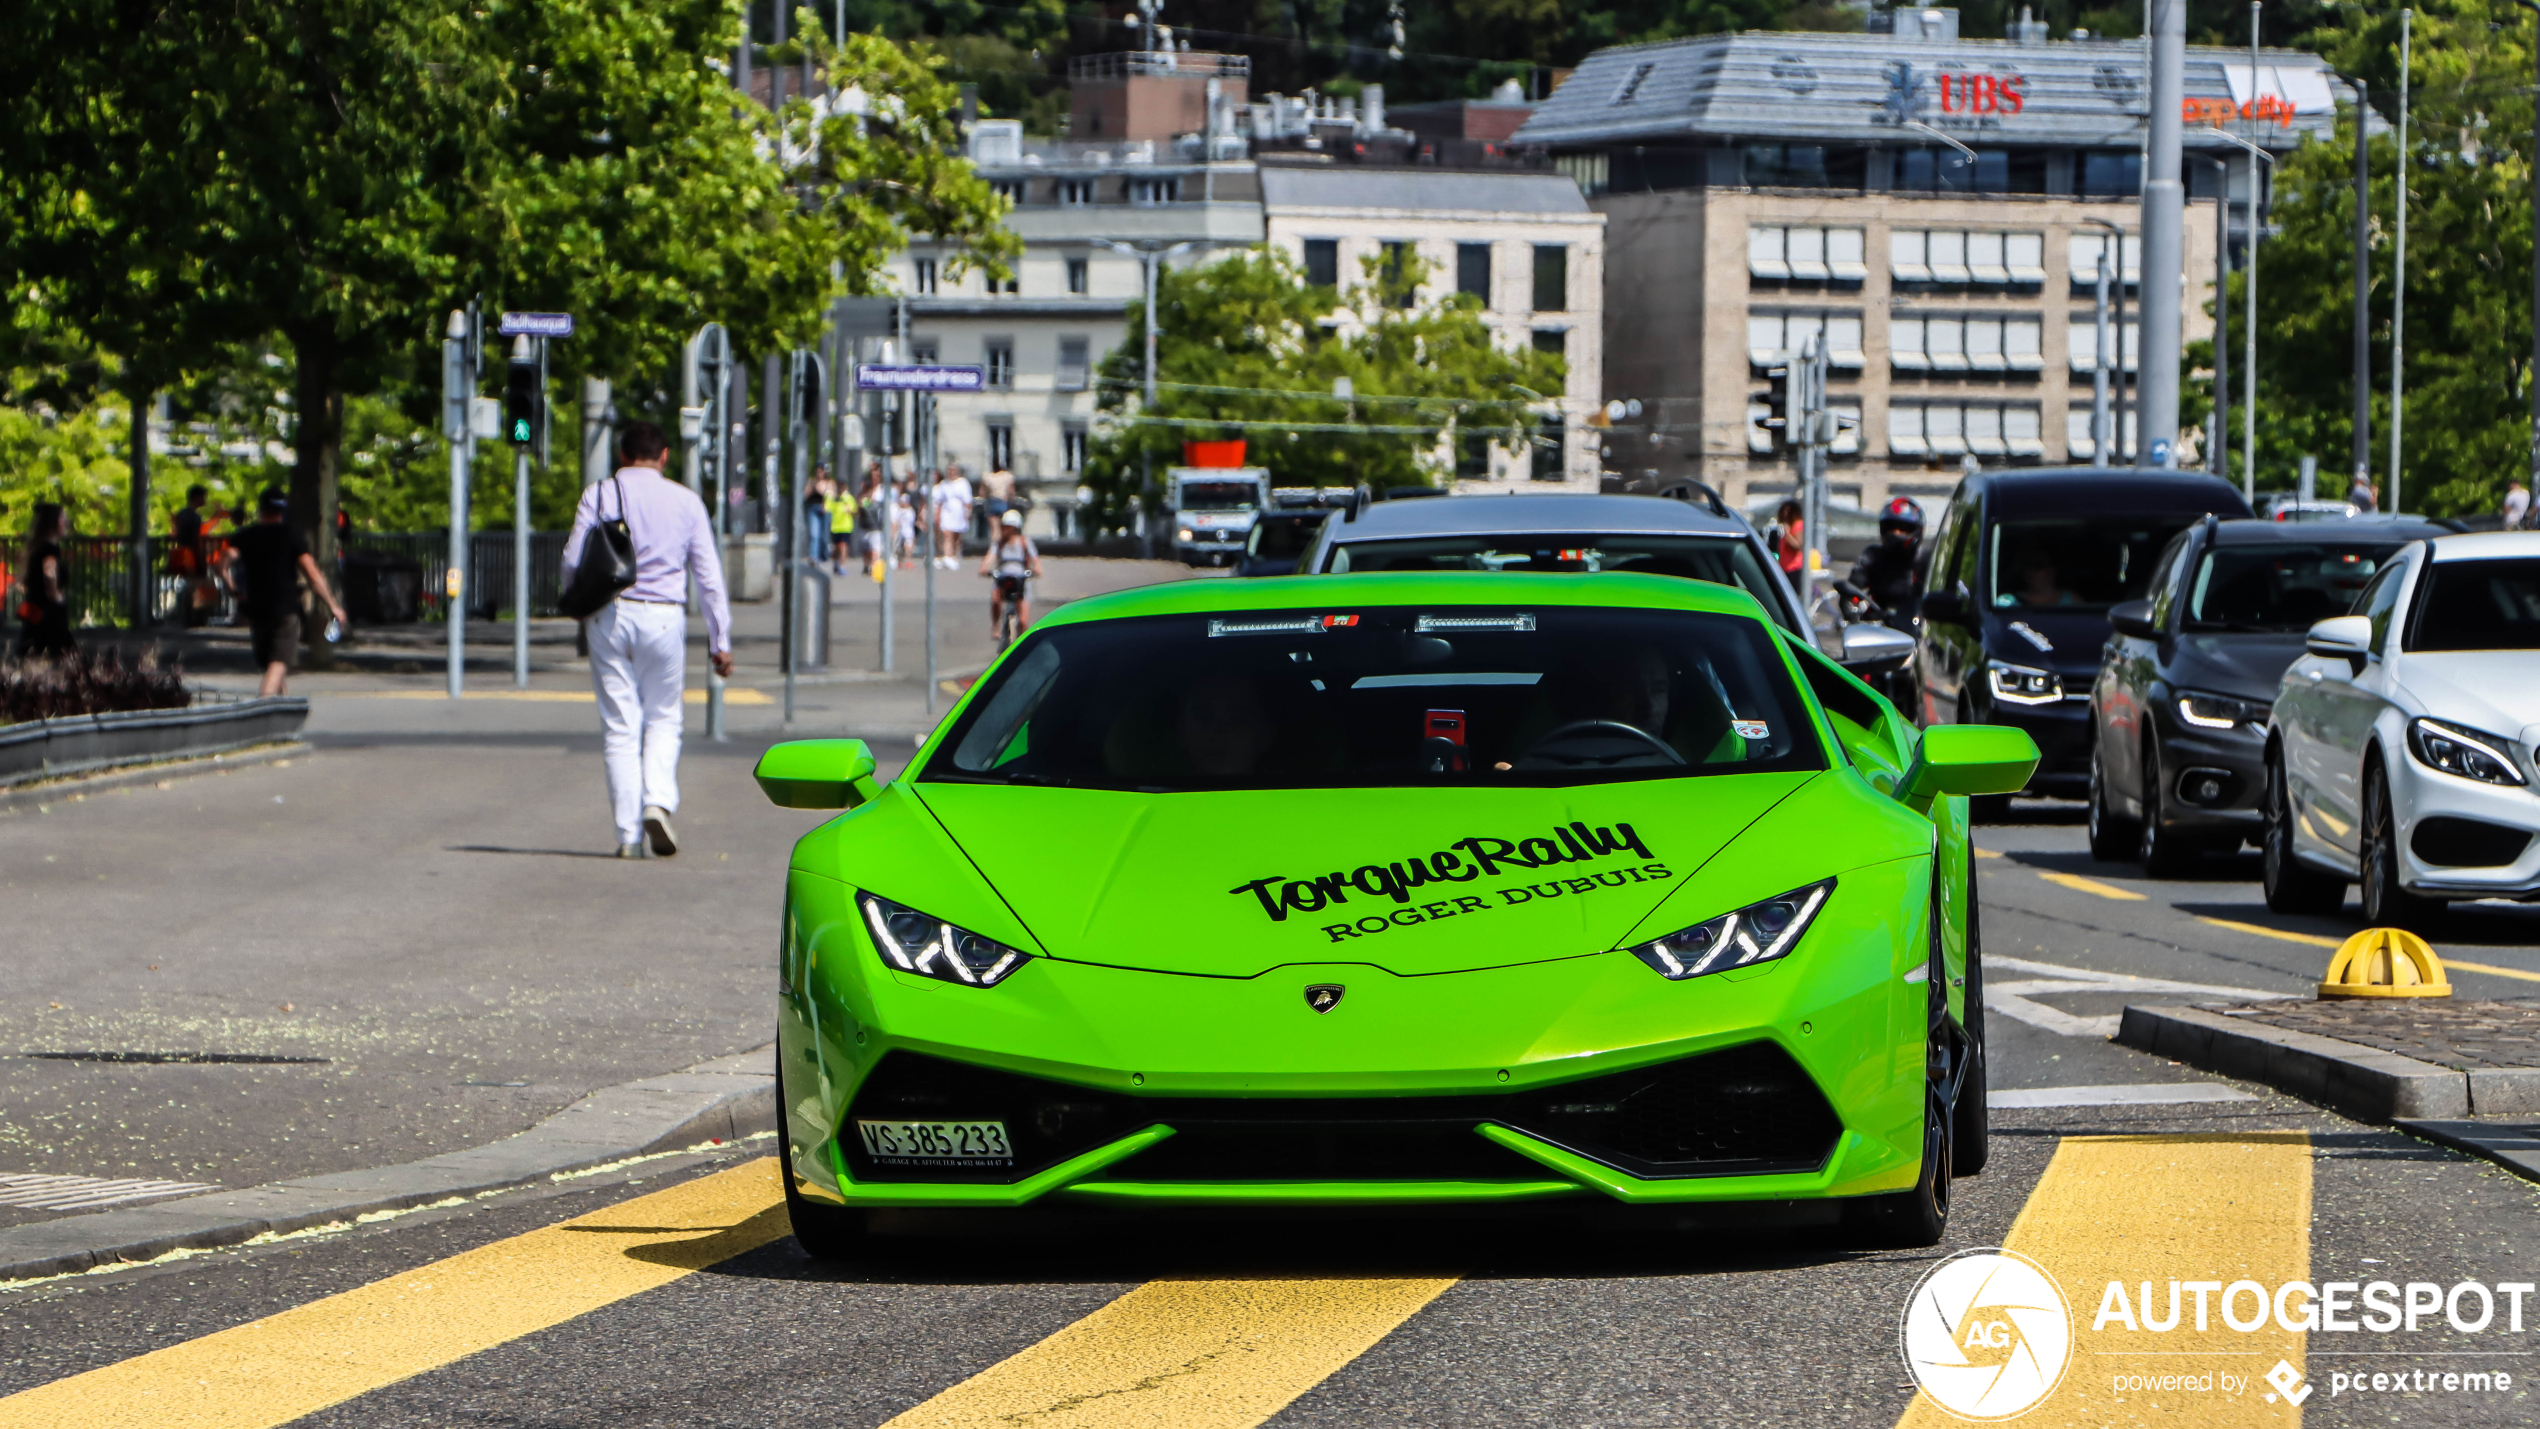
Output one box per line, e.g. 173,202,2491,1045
2037,871,2147,901
0,1158,788,1429
2196,917,2339,949
333,687,772,705
880,1276,1457,1429
2446,958,2540,985
1972,847,2003,859
1897,1132,2311,1428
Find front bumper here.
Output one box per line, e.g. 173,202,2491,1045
1986,697,2090,796
776,864,1933,1210
2393,753,2540,899
2151,713,2267,840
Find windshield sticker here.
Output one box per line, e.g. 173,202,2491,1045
1229,821,1667,943
1352,672,1542,689
1732,719,1771,739
1415,613,1538,633
1322,614,1360,627
1208,616,1328,637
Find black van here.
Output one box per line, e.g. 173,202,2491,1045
1913,468,2252,804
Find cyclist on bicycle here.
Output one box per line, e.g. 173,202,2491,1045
979,508,1043,643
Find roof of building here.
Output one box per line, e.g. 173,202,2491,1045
1257,166,1593,215
1511,31,2342,152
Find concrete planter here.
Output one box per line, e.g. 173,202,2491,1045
0,695,309,787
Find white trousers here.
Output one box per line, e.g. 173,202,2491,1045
589,600,686,846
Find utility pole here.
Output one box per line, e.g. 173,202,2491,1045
2245,3,2262,498
2209,158,2230,480
2135,0,2187,466
922,388,939,715
688,323,731,742
2389,8,2412,512
2095,251,2115,465
441,307,475,698
127,391,151,629
514,335,542,689
2519,2,2540,490
2349,76,2372,491
2088,218,2129,461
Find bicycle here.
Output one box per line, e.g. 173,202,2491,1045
992,572,1030,651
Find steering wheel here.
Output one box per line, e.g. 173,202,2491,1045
1515,719,1685,768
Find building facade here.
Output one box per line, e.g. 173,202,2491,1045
1513,19,2342,512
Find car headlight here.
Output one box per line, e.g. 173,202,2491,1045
1178,528,1195,543
2406,718,2528,787
1987,661,2063,706
1626,879,1836,980
2176,691,2267,731
858,894,1033,987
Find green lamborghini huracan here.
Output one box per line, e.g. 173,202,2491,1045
755,572,2035,1253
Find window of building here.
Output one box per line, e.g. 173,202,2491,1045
1891,402,2045,460
911,339,940,365
1457,430,1492,481
2081,151,2142,197
1534,415,1565,481
2064,406,2139,461
1746,143,1826,188
1066,257,1089,294
1891,315,2042,372
991,179,1027,204
2065,313,2140,372
990,269,1019,295
1456,242,1492,302
1748,227,1866,285
1057,178,1095,205
2067,231,2141,289
913,257,938,295
1532,328,1568,359
1061,422,1088,473
1303,239,1340,288
1746,310,1864,370
1128,176,1180,206
985,339,1014,389
986,420,1014,472
1056,336,1090,392
1532,244,1568,313
1891,230,2045,287
1383,241,1414,307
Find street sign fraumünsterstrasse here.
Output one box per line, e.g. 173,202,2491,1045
498,312,575,338
857,365,986,392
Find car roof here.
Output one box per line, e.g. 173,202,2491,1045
2209,515,2451,545
1971,467,2254,519
2427,530,2540,561
1039,570,1774,629
1325,493,1751,540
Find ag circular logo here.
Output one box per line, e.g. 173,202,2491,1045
1900,1248,2073,1420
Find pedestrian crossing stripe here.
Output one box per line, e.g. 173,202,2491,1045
0,1132,2319,1429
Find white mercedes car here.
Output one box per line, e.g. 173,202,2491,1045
2264,531,2540,927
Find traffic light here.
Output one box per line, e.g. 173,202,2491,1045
1760,364,1790,450
504,339,539,447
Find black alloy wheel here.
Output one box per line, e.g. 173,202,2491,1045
2262,748,2346,915
2086,740,2139,861
2361,763,2445,931
2135,737,2200,878
776,1061,869,1262
1845,884,1960,1247
1951,887,1989,1178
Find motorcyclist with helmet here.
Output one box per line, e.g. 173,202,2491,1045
1847,497,1926,631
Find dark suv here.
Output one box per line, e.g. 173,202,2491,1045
1914,468,2252,806
2087,514,2452,871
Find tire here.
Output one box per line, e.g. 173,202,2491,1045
2086,741,2139,862
775,1063,869,1262
1951,889,1989,1178
2361,763,2445,931
2135,737,2200,878
1847,1086,1953,1248
2262,748,2346,915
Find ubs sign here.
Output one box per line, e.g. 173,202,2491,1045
1938,71,2026,113
1877,61,2026,130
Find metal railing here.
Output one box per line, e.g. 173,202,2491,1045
7,532,570,633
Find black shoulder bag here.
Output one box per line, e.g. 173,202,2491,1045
558,476,640,619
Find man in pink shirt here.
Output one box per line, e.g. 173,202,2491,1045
563,421,734,859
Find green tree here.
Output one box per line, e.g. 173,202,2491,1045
1079,247,1565,532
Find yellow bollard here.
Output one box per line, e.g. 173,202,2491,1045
2317,927,2453,999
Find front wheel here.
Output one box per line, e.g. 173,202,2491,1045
2136,737,2201,878
2361,764,2444,931
1846,1086,1952,1248
1951,889,1989,1178
2262,749,2346,915
2087,741,2139,861
775,1063,868,1262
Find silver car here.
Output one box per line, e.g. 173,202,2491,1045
1297,491,1913,676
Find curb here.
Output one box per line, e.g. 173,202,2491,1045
0,1045,776,1283
2393,1118,2540,1184
0,740,308,811
2118,1004,2540,1122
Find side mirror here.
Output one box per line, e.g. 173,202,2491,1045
2305,614,2373,672
2109,598,2159,640
755,738,882,810
1920,585,1966,624
1840,622,1916,674
1899,724,2041,813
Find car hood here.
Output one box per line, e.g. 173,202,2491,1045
908,773,1821,977
2398,651,2540,744
2169,632,2306,702
1984,607,2110,678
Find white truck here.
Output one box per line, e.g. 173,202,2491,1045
1169,467,1269,567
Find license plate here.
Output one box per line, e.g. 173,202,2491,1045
855,1119,1013,1168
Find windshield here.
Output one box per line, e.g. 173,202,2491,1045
2183,543,2395,632
1323,535,1797,633
2407,558,2540,651
1180,482,1259,512
923,605,1822,792
1987,517,2198,611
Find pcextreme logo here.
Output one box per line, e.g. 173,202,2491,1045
1901,1249,2075,1420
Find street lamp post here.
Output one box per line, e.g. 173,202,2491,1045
2390,7,2413,513
1098,239,1198,555
2087,217,2130,463
2135,0,2190,467
2195,127,2276,504
2516,3,2540,492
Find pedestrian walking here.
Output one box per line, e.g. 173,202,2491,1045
12,502,75,660
227,488,349,696
859,463,889,579
170,484,217,626
2347,474,2379,513
804,466,834,573
1767,499,1805,578
933,464,973,569
563,421,733,860
2504,479,2531,532
893,477,919,570
980,463,1017,527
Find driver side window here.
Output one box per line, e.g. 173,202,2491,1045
2145,532,2191,629
2356,560,2409,656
